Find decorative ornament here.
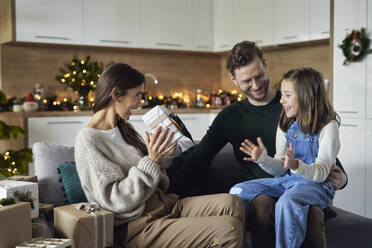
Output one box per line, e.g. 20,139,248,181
56,55,105,110
339,28,372,65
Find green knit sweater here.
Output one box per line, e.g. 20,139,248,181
168,91,282,196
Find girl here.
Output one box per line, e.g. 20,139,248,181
229,67,340,248
75,63,245,248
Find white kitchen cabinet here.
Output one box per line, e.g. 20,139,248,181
83,0,141,48
310,0,330,40
333,0,367,119
214,0,231,51
333,119,366,216
230,0,274,47
367,0,372,119
141,0,192,50
192,0,214,51
274,0,310,44
366,120,372,218
28,116,91,148
15,0,83,44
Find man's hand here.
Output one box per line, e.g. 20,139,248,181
327,164,347,190
240,137,266,162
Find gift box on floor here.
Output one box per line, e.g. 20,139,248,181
16,238,71,248
54,203,114,248
8,175,38,183
0,180,39,219
0,202,32,247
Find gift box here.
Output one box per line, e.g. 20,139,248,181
0,202,32,247
0,180,39,219
54,203,114,248
16,238,71,248
142,105,184,147
8,175,38,183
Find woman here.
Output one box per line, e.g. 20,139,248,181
75,63,245,248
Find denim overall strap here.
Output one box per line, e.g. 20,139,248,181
285,122,320,165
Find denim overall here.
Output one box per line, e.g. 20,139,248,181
230,122,335,248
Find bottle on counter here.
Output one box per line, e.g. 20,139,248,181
195,88,204,108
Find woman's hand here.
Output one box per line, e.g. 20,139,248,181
283,143,298,170
145,126,175,164
327,164,347,190
240,137,266,162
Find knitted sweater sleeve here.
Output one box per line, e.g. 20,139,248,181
75,129,162,221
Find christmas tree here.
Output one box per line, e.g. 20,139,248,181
0,90,32,179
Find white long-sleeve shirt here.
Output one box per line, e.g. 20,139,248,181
256,120,340,183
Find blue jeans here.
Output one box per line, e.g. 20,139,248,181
230,122,335,248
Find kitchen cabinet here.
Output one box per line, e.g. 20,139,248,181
274,0,310,44
213,0,231,51
230,0,274,47
83,0,141,48
15,0,83,45
141,0,192,50
192,0,214,51
366,120,372,218
310,0,330,40
333,0,367,119
332,0,372,217
332,120,366,216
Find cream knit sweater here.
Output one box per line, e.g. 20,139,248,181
75,127,171,225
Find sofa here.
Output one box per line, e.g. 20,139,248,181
32,142,372,248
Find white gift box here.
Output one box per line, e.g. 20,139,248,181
0,180,39,219
142,105,184,147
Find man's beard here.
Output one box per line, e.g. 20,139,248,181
242,78,270,102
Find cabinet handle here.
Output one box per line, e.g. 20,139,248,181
341,124,358,127
338,111,358,114
218,44,229,48
283,35,298,40
196,45,211,49
321,31,330,34
47,121,84,124
35,35,70,40
156,42,182,47
178,117,198,120
100,39,130,44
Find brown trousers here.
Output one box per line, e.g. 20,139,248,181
117,193,245,248
249,195,325,248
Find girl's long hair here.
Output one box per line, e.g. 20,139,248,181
93,63,147,155
279,67,340,134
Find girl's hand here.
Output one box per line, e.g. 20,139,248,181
145,126,175,164
240,137,266,162
284,143,298,170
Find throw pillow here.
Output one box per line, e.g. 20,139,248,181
57,162,87,204
32,142,74,206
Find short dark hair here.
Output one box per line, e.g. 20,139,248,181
226,41,265,77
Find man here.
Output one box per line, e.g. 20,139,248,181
167,41,347,248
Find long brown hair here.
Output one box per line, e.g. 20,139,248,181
94,63,147,155
279,67,340,134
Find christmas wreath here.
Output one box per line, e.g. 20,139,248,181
339,28,372,65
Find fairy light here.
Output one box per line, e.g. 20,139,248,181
81,60,85,65
73,71,77,75
158,95,164,100
53,101,57,106
89,97,95,102
148,96,153,100
63,98,68,102
71,78,75,82
43,99,48,104
97,74,101,78
90,81,94,85
82,69,87,74
141,99,145,103
61,79,65,83
206,103,210,108
64,73,70,78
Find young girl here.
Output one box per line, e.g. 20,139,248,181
229,67,340,248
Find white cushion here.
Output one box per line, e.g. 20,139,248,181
32,142,74,206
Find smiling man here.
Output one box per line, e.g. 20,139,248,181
167,41,347,248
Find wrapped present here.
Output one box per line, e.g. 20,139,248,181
0,180,39,218
54,202,114,248
16,238,71,248
0,202,32,247
8,175,38,183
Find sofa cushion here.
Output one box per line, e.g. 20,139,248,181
57,162,87,204
32,143,74,206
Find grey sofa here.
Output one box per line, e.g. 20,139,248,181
208,143,372,248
